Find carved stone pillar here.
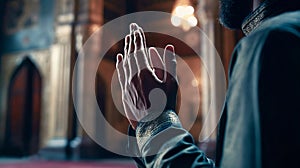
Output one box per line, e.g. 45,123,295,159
73,0,107,159
43,0,74,148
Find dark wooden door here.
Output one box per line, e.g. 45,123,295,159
3,58,42,156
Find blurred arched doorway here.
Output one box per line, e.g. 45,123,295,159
3,57,42,156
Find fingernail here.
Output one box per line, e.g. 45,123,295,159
130,23,138,32
117,54,123,63
125,35,130,44
134,30,139,37
166,45,174,52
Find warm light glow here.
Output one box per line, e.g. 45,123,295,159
174,5,194,16
171,5,198,31
186,6,194,14
175,6,184,15
171,15,181,27
187,15,198,27
192,78,199,87
90,24,100,33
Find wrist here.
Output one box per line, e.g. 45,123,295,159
136,110,182,149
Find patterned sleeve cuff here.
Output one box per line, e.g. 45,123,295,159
135,110,182,150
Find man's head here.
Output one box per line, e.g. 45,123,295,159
219,0,262,29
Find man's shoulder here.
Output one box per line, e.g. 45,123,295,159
237,10,300,55
262,10,300,30
230,10,300,77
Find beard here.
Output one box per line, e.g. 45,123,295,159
219,0,253,29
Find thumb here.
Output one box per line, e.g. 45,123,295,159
163,45,177,81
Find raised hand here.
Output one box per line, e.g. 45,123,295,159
116,23,178,129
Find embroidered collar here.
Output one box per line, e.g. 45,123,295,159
241,0,300,35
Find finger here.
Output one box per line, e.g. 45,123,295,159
134,29,151,74
163,45,177,80
127,23,139,55
137,26,148,56
127,33,133,58
128,46,139,82
137,26,152,66
133,30,142,73
124,35,130,61
134,30,141,51
116,54,126,89
148,47,165,83
122,30,140,83
123,53,130,87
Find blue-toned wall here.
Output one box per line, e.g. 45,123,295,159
1,0,55,54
